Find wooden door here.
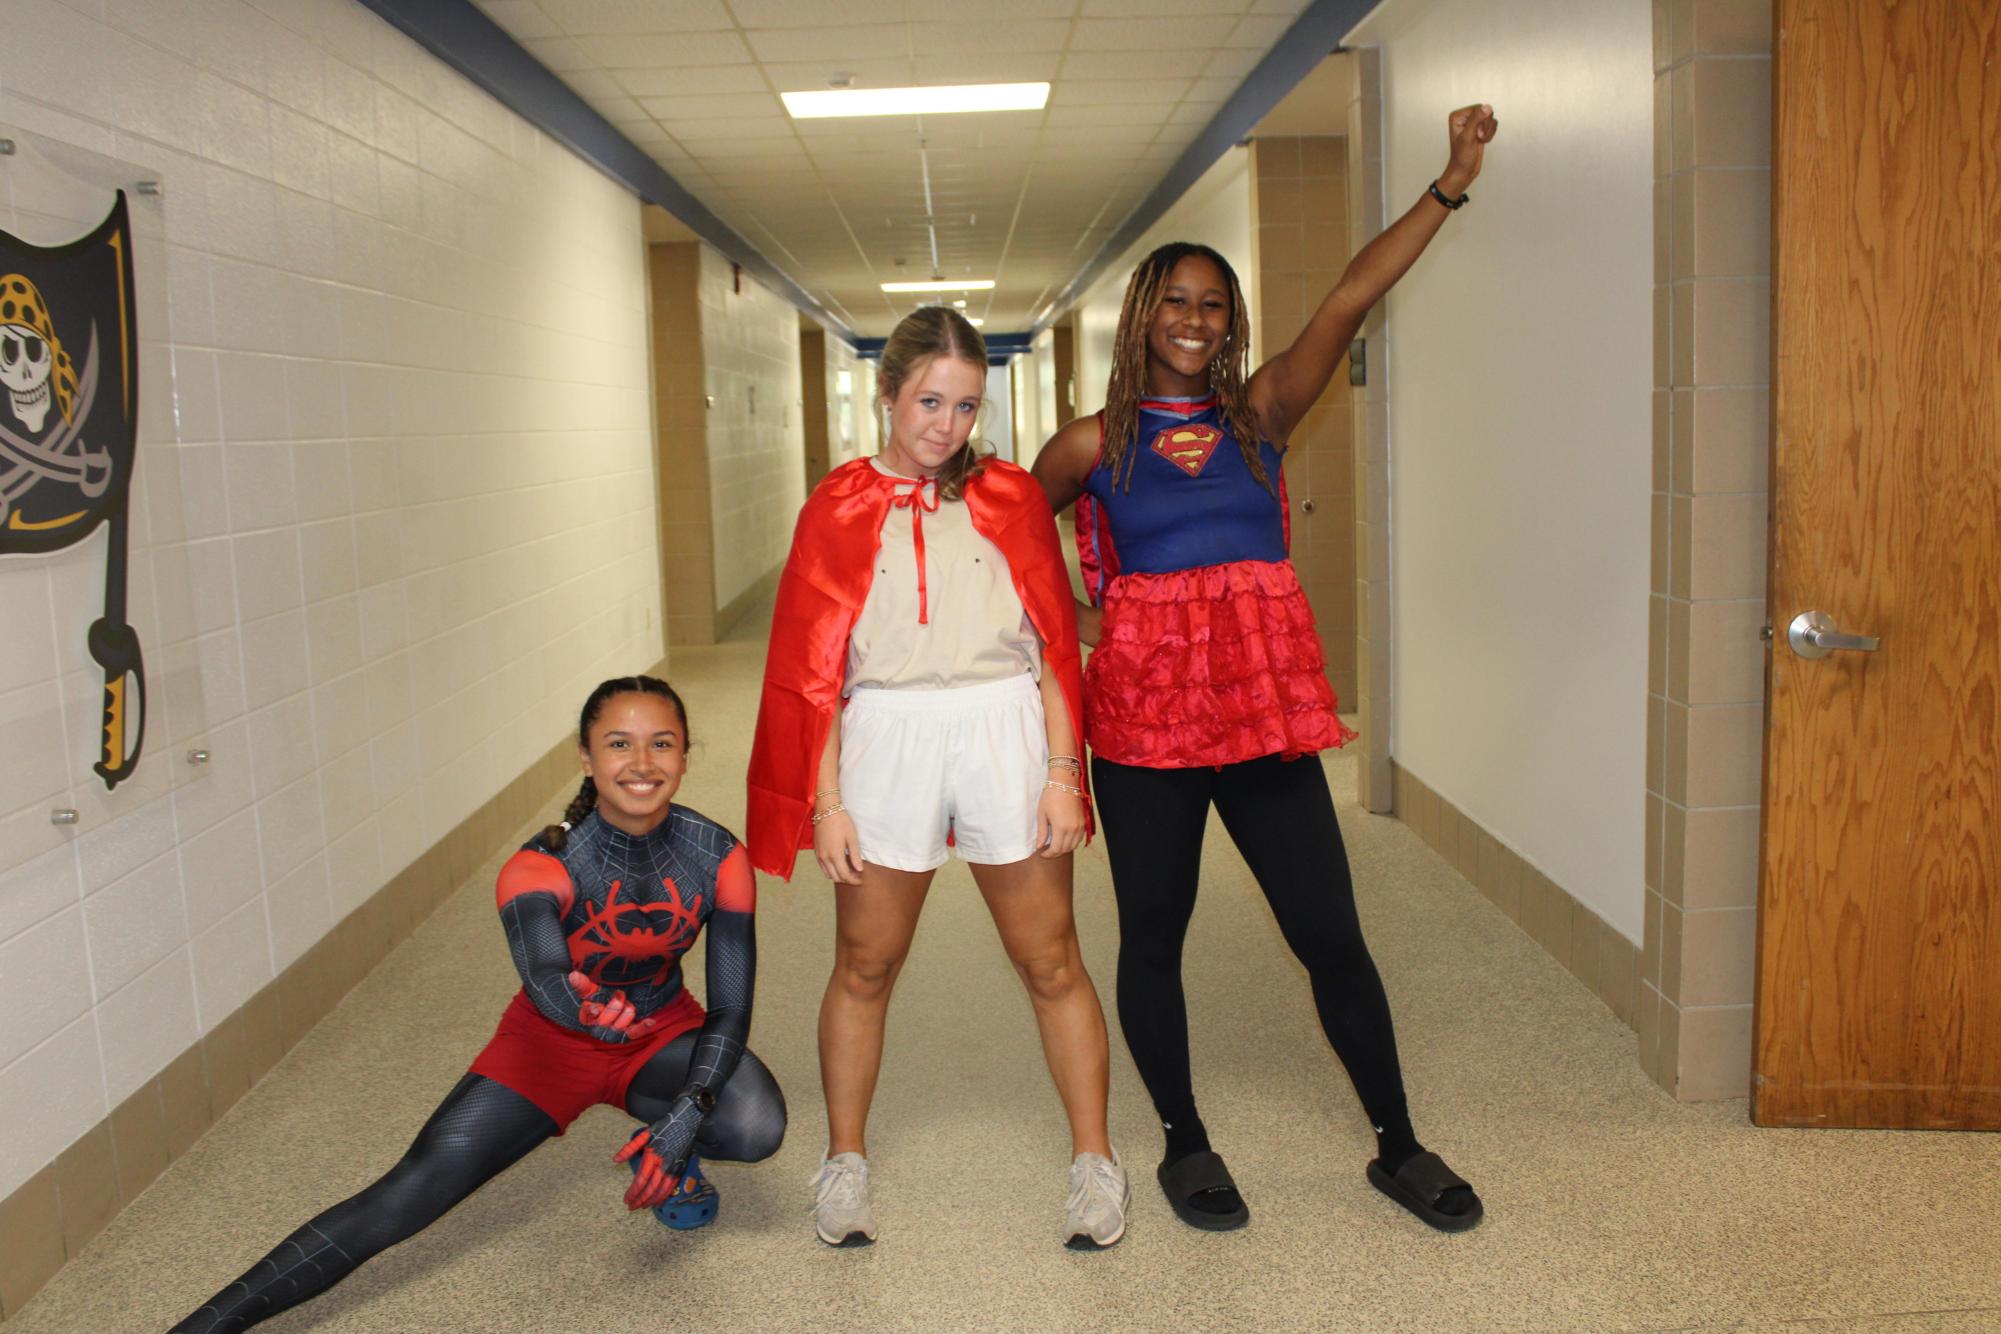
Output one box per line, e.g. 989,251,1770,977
1756,0,2000,1128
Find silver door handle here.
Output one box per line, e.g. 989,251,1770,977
1787,610,1880,659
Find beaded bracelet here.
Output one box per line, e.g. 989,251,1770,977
810,802,847,825
1044,780,1084,798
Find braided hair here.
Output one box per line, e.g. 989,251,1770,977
1100,241,1268,494
540,674,689,851
878,305,992,502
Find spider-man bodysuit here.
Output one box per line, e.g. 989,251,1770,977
472,806,755,1126
173,806,784,1334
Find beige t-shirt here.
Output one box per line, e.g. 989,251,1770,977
844,460,1043,693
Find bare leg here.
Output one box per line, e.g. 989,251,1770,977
968,853,1112,1158
819,863,934,1157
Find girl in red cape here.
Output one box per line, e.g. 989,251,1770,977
1033,105,1499,1237
747,307,1126,1251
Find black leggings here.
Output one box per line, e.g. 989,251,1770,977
173,1035,785,1333
1092,752,1415,1154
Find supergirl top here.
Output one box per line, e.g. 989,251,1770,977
1075,393,1357,768
845,459,1042,693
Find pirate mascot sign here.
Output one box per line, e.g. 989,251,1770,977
1,192,144,788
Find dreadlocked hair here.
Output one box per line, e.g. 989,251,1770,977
540,674,689,852
879,305,991,502
1101,241,1268,495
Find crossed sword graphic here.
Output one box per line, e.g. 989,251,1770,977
0,325,145,788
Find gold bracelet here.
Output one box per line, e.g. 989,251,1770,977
1046,754,1081,772
1044,780,1083,798
810,802,847,825
813,786,840,799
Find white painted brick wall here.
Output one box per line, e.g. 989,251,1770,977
0,0,663,1199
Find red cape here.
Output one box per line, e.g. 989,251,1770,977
746,457,1091,878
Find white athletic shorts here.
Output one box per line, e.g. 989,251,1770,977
838,672,1048,872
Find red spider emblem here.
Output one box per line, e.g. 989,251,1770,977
566,876,704,988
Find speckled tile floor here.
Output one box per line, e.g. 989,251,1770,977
11,610,2000,1332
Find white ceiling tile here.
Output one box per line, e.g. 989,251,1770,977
1051,78,1191,106
764,58,918,91
637,92,785,121
913,53,1061,83
587,94,645,121
1186,76,1241,101
1200,48,1264,80
1249,0,1312,13
907,20,1070,56
1080,0,1248,12
536,0,734,33
677,137,811,158
897,0,1077,17
614,65,770,95
665,117,799,141
746,24,910,64
1225,14,1295,48
520,36,594,70
1165,101,1220,125
728,0,883,26
1069,16,1237,50
1055,50,1189,81
474,1,563,40
558,68,626,96
1046,104,1174,128
575,30,752,67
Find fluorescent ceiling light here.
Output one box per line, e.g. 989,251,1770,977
783,82,1049,119
968,318,985,327
881,279,995,293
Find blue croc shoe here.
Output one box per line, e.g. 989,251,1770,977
630,1154,719,1230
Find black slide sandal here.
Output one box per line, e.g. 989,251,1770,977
1367,1151,1484,1233
1157,1150,1250,1231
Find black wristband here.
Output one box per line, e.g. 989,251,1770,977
1428,179,1469,210
675,1083,717,1117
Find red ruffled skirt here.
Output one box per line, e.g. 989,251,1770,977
1085,559,1357,768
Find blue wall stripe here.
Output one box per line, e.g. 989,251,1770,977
354,0,853,341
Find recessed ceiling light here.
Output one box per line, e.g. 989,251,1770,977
783,83,1050,119
952,299,967,308
968,318,985,327
881,279,995,293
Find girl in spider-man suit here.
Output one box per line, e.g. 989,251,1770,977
173,676,784,1333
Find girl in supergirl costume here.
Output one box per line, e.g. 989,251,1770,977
173,678,784,1333
747,307,1126,1251
1032,105,1500,1236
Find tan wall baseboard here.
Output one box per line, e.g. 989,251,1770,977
1391,759,1643,1033
0,655,669,1320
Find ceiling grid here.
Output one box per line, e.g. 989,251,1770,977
472,0,1315,336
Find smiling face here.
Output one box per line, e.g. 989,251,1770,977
579,692,688,836
1144,253,1233,395
879,352,984,478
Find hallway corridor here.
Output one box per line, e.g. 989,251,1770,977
9,612,1998,1333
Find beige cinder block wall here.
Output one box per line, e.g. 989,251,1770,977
650,241,718,647
1251,135,1358,709
698,248,806,636
1642,0,1773,1102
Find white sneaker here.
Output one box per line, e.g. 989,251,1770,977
1064,1150,1129,1250
811,1152,878,1247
